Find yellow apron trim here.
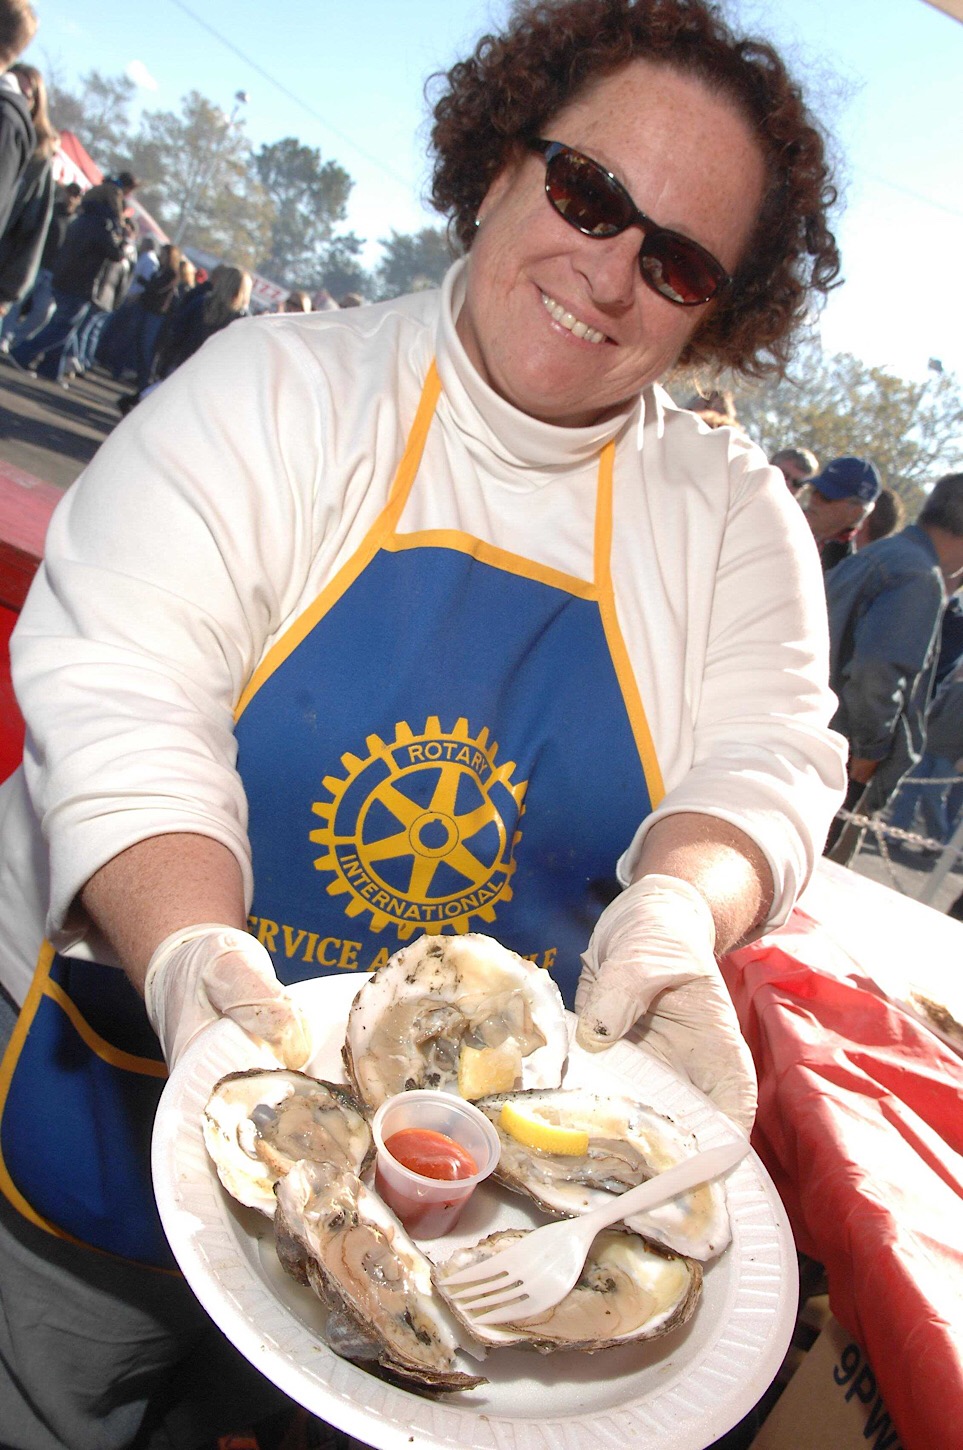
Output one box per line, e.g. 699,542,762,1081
383,529,599,601
0,946,73,1239
594,441,666,807
43,978,167,1078
235,360,443,720
235,357,665,810
0,942,178,1271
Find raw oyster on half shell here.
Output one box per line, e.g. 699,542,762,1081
435,1227,701,1351
343,934,568,1109
275,1159,485,1391
203,1069,373,1215
477,1088,731,1261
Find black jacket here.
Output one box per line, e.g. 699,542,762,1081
154,282,214,377
50,187,127,300
0,153,56,303
139,262,180,316
39,191,77,270
0,78,35,239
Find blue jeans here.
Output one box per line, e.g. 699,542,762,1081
10,289,91,378
136,308,165,391
1,268,55,345
888,752,963,845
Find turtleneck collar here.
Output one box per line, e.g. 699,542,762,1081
433,258,640,478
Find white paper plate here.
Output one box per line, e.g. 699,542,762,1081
152,975,797,1450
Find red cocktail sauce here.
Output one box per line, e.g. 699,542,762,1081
382,1127,478,1181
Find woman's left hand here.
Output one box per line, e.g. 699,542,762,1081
575,874,757,1132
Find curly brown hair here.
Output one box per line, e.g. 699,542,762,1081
429,0,840,379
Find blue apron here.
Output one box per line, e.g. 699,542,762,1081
0,362,663,1266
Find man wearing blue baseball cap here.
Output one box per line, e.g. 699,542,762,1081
802,455,882,571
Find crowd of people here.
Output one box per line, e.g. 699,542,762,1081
0,9,355,410
0,165,275,401
682,372,963,889
680,389,963,882
0,159,365,402
679,379,963,898
763,440,963,889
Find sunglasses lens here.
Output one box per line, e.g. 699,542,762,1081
641,235,722,305
538,142,727,306
545,150,632,236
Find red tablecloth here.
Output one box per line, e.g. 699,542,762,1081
0,460,59,781
723,869,963,1450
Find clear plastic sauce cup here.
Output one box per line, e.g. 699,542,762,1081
371,1089,501,1238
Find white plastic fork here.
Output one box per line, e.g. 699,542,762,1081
436,1137,750,1325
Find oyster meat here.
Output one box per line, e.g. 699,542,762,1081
435,1228,701,1351
203,1069,373,1215
477,1088,731,1261
343,934,568,1109
275,1159,485,1391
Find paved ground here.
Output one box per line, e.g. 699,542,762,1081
850,829,963,916
0,357,127,490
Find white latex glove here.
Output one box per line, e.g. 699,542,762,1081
144,924,313,1070
575,874,757,1132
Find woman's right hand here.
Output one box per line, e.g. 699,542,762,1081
144,924,313,1070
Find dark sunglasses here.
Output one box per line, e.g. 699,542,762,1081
529,138,730,307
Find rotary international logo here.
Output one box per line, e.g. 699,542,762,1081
310,716,527,939
310,716,527,938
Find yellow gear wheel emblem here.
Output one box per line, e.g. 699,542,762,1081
310,716,527,938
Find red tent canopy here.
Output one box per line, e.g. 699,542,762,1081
52,130,102,189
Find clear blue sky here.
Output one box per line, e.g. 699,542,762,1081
25,0,963,385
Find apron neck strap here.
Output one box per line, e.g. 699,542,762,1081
399,363,617,593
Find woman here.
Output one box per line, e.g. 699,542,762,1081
151,262,252,382
111,241,183,405
177,253,196,294
0,63,58,319
281,286,312,312
119,264,253,415
0,1,846,1444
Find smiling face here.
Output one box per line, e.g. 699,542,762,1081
455,59,767,428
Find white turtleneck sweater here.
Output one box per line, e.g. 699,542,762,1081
0,261,846,1004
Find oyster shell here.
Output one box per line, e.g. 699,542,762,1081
203,1069,372,1215
275,1159,485,1391
435,1228,701,1350
477,1088,731,1261
343,934,568,1109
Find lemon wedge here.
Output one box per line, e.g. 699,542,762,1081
458,1043,521,1100
499,1101,589,1156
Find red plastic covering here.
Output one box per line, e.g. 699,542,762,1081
0,604,24,782
722,910,963,1450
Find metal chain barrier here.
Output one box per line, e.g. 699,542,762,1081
832,770,963,902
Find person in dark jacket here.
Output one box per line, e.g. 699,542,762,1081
119,263,251,413
0,178,79,347
157,264,251,376
823,474,963,862
0,63,58,317
5,180,126,378
131,241,181,390
0,0,37,238
888,659,963,850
